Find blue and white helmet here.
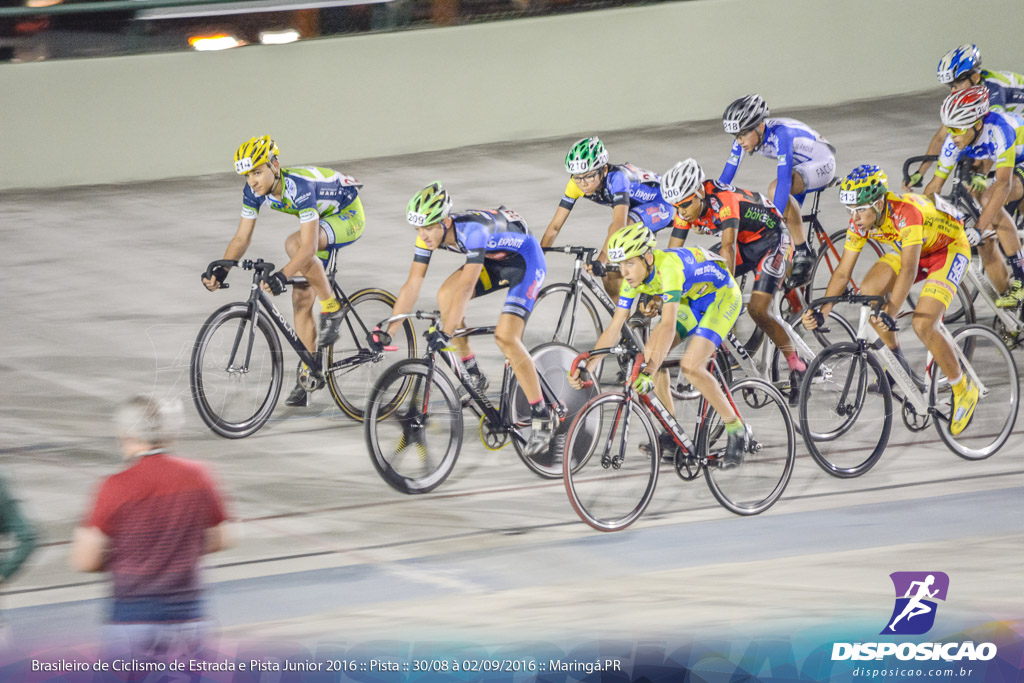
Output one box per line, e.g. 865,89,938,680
937,44,982,84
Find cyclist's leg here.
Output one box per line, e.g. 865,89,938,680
863,254,900,349
744,233,795,356
437,266,482,359
785,152,836,261
678,284,742,423
983,173,1024,285
914,248,970,382
495,245,546,402
283,227,332,352
770,172,809,248
978,236,1011,294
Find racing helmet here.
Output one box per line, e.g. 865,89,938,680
407,181,453,228
937,44,982,84
722,94,769,135
606,223,657,263
564,137,608,175
234,135,279,175
660,159,706,205
838,165,889,206
940,85,990,128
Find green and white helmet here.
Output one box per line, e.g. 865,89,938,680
406,181,453,227
564,137,608,175
607,223,656,263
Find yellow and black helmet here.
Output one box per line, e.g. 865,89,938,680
234,135,279,175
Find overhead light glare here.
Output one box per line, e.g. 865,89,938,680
189,34,244,51
25,0,61,8
260,29,300,45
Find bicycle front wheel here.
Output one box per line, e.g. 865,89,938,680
807,229,884,312
190,304,283,439
364,359,463,494
563,393,660,532
526,283,606,352
799,343,892,477
326,288,416,421
930,325,1019,459
701,378,795,515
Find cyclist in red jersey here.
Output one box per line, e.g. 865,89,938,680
661,159,808,404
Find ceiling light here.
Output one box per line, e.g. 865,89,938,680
260,29,300,45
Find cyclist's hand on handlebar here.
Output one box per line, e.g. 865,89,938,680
903,171,923,191
632,372,655,395
637,294,662,318
426,326,452,353
202,266,229,291
801,308,825,330
368,326,398,352
589,260,607,277
261,270,288,296
969,173,988,194
964,226,982,246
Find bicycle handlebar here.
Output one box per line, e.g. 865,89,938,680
376,311,442,329
809,293,899,330
902,155,939,186
543,245,596,257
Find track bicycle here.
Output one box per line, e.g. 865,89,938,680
903,155,1021,349
798,293,1019,478
562,336,796,532
364,311,598,493
190,257,415,438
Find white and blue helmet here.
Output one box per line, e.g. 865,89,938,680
937,44,982,84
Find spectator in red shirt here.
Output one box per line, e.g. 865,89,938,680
71,396,230,661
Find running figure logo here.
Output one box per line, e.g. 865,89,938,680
881,572,949,635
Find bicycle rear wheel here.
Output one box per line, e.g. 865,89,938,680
563,392,660,532
364,359,463,494
701,378,795,515
326,288,415,421
798,342,892,477
190,304,283,439
930,325,1019,459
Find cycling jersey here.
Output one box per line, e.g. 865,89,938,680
935,110,1024,179
981,69,1024,117
617,247,741,346
559,163,674,232
241,166,362,223
845,193,968,256
720,117,836,208
412,207,546,318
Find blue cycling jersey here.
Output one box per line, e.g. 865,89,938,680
720,117,835,210
413,207,534,265
559,163,673,231
982,69,1024,117
241,166,362,223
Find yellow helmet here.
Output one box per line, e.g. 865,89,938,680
234,135,279,175
607,223,656,262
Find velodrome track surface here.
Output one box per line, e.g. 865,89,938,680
0,91,1021,651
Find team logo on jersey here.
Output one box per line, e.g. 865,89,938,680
719,205,733,218
947,253,969,285
284,177,298,199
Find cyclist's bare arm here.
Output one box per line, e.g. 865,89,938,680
804,247,859,324
540,206,571,248
667,230,687,249
923,173,947,198
905,126,947,188
442,262,484,337
720,226,738,275
387,260,428,336
644,300,680,373
204,216,256,290
597,204,631,262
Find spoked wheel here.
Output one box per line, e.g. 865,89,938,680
525,283,605,354
509,343,601,479
930,325,1019,460
326,288,416,421
190,303,283,438
769,310,858,403
798,342,892,477
364,359,463,494
563,392,660,532
700,378,795,515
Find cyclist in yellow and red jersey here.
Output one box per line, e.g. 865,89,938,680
660,159,810,405
803,165,978,435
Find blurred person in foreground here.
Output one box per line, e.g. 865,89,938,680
71,396,230,661
0,471,38,646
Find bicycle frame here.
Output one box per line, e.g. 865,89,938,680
962,246,1023,334
541,246,618,346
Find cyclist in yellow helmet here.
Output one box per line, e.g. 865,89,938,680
202,135,366,407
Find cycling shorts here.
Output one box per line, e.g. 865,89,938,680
792,149,837,205
471,237,546,319
878,245,970,310
316,198,366,264
628,200,675,233
732,228,793,295
674,280,743,347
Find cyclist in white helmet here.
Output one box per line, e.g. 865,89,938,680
719,94,837,289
